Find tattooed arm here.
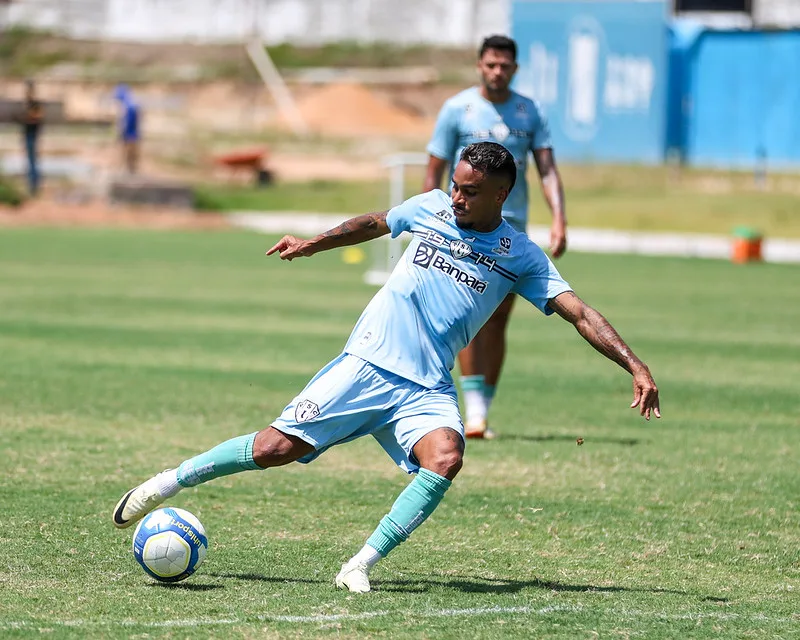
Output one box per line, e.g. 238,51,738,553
266,211,390,261
533,148,567,258
547,291,661,420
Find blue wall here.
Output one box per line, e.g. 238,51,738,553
512,0,668,163
672,28,800,168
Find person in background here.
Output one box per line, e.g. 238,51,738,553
424,35,568,439
19,80,44,196
114,84,141,174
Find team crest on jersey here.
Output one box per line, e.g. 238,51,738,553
492,237,512,256
491,122,510,142
450,240,473,260
295,400,320,423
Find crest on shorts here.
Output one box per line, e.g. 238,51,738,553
450,240,473,260
295,399,320,423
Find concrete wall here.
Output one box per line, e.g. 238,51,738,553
753,0,800,27
5,0,509,45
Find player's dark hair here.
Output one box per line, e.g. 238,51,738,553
479,35,517,61
460,142,517,193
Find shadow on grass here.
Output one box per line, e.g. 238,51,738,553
208,572,324,585
497,433,644,446
377,575,691,596
151,583,224,591
210,571,713,600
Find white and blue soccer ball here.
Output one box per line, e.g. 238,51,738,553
132,507,208,582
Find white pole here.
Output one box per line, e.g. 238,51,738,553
246,38,310,138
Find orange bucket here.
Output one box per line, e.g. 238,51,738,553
732,228,763,263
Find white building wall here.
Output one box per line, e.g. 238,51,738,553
6,0,509,46
753,0,800,28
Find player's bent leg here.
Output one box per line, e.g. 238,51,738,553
113,427,314,529
458,335,488,435
411,426,464,480
467,294,516,439
336,428,463,593
252,427,316,468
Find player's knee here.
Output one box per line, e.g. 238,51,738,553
253,427,313,467
423,445,463,480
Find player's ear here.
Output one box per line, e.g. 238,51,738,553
496,186,509,205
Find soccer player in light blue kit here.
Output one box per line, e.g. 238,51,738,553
113,143,660,594
425,35,568,439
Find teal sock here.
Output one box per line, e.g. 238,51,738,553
484,384,496,401
177,431,261,488
366,468,452,557
460,374,485,392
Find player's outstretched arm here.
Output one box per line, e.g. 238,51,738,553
546,291,661,420
533,148,567,259
266,211,390,261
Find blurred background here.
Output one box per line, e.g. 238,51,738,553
0,0,799,254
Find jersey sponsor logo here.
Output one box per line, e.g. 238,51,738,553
464,128,532,141
412,241,437,268
412,240,487,293
432,209,453,222
450,239,473,260
431,255,487,294
295,399,320,423
492,236,512,256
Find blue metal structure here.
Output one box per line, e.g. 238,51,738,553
670,23,800,168
512,0,669,163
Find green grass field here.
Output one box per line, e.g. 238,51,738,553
0,227,798,638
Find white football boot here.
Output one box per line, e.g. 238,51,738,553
112,470,177,529
464,417,497,440
335,561,371,593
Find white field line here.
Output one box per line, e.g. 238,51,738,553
229,212,800,264
1,604,797,629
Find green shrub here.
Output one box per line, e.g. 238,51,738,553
0,176,24,207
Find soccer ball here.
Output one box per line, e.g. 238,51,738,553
132,507,208,582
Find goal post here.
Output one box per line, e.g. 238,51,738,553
364,152,430,286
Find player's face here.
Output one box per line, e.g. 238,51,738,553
451,161,509,231
478,48,517,94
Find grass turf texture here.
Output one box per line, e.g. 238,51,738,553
0,227,797,639
195,164,800,239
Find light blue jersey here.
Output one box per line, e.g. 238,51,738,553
427,87,552,231
344,189,572,389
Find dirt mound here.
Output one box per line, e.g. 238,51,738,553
288,82,432,138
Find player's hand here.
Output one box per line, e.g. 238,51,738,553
549,220,567,259
630,367,661,421
266,235,313,261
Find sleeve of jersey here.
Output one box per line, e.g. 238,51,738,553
530,100,553,150
512,247,572,315
426,101,458,161
386,193,429,238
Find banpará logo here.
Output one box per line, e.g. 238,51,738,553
412,241,437,268
450,240,473,260
295,399,320,423
431,255,487,294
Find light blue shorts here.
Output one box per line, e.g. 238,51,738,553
271,354,464,473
